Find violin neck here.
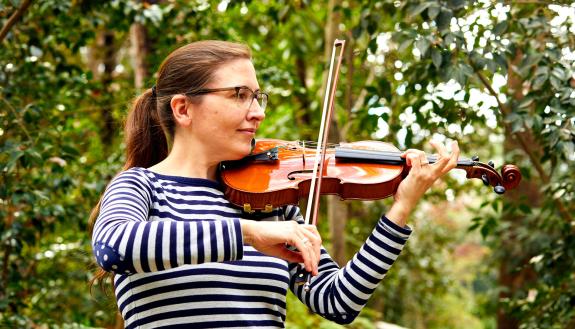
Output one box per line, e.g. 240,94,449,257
334,147,475,167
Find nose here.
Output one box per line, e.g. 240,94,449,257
247,100,266,122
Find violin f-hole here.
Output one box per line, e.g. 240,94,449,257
287,169,315,180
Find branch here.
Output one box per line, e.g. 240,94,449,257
341,68,375,138
0,0,33,43
474,69,506,114
1,96,33,143
471,63,574,225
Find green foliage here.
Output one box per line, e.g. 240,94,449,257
1,0,574,328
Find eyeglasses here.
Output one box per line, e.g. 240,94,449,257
186,86,268,111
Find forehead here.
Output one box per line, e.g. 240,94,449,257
209,59,259,89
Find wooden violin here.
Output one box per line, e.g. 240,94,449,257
221,39,521,290
220,139,522,213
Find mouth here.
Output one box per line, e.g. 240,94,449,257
237,128,257,135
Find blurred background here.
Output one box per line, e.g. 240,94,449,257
1,1,574,328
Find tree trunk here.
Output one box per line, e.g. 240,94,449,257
99,30,117,149
130,22,150,90
497,48,539,329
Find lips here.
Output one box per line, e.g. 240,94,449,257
238,128,257,134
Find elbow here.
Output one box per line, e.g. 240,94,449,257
93,242,134,274
334,315,356,325
325,312,358,325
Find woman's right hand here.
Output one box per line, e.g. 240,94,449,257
240,220,321,276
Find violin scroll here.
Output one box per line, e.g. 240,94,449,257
461,161,521,194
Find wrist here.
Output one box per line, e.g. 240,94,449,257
240,220,255,245
386,202,414,227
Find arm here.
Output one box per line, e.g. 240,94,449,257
286,206,411,324
91,169,243,274
288,140,459,324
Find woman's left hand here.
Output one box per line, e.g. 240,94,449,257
386,140,460,227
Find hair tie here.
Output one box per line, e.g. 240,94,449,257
151,85,157,98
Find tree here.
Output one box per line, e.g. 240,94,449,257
1,1,573,328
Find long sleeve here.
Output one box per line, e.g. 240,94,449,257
91,169,244,275
285,205,411,324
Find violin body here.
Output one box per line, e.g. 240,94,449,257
220,139,406,211
220,139,522,212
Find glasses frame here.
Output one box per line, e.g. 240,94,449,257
185,86,268,111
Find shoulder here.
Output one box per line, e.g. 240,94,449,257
104,167,154,199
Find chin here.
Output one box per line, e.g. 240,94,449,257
225,142,252,161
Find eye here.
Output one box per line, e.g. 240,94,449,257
236,88,252,101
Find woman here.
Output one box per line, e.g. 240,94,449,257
90,40,459,328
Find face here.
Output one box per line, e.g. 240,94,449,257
187,59,266,162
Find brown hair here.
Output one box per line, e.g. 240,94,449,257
89,40,252,292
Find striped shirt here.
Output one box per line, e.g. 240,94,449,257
92,167,411,328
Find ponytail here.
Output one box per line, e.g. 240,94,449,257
124,88,170,170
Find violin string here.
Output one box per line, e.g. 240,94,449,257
267,141,475,164
272,141,461,162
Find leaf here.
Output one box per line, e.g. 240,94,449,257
4,150,24,172
551,66,567,81
428,4,441,20
399,39,413,52
407,2,433,18
432,47,442,68
379,79,392,103
447,0,466,10
493,21,508,35
511,119,524,133
436,9,453,32
415,38,431,56
493,53,507,70
443,33,455,46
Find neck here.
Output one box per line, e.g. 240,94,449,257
148,137,219,181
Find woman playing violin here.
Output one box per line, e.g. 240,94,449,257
90,40,460,328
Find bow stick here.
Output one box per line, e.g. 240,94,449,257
297,39,346,291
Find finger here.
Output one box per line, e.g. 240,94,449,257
419,152,429,166
291,235,312,273
300,229,321,275
301,225,322,249
428,140,452,174
299,232,318,275
275,247,304,264
406,151,425,171
429,140,448,166
405,152,421,170
429,140,448,158
400,149,419,166
443,140,460,174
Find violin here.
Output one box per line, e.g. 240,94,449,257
220,138,522,213
221,39,521,290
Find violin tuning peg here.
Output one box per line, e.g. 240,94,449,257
494,185,506,194
488,160,495,168
481,174,490,186
472,155,480,162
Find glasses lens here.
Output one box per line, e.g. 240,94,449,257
256,93,267,111
237,87,267,111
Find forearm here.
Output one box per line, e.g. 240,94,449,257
385,199,415,228
92,217,243,274
290,215,411,324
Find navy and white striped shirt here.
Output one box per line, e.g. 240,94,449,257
92,167,411,328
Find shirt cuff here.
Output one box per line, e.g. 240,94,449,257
231,218,244,260
380,215,412,240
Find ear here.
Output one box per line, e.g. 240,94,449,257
170,94,192,126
